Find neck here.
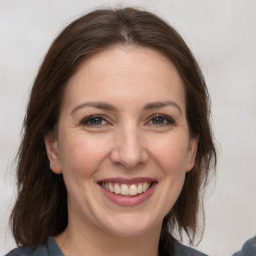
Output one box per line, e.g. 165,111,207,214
55,215,161,256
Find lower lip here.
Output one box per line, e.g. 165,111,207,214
99,183,157,206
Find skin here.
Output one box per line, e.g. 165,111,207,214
45,46,198,256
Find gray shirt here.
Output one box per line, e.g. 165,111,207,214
232,236,256,256
6,236,207,256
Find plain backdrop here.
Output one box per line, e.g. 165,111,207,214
0,1,255,255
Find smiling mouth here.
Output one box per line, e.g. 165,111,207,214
99,182,153,197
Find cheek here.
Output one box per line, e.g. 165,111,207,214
148,135,189,217
58,133,111,179
149,134,189,175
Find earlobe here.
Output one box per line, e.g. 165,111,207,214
44,133,62,174
186,135,199,172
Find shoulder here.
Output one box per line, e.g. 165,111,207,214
232,236,256,256
174,240,208,256
5,247,33,256
5,237,63,256
5,245,47,256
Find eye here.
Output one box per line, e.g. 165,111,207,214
147,114,175,127
80,115,108,127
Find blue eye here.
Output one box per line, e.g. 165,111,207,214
148,115,175,126
80,115,107,126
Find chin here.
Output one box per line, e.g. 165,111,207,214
98,212,162,238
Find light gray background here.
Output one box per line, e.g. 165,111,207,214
1,1,256,255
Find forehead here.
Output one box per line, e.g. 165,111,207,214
62,46,185,112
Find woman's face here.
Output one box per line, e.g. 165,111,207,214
45,46,198,237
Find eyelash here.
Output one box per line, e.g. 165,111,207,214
146,114,176,127
79,114,176,127
80,114,108,127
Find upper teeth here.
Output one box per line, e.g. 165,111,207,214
102,182,151,196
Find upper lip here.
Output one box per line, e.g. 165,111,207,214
98,177,157,185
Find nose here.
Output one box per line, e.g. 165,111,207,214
110,126,149,170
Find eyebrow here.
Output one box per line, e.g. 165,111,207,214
71,102,117,115
143,101,182,115
71,100,182,115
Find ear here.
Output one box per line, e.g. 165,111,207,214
44,133,62,174
186,135,199,172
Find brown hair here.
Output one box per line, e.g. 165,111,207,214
10,7,216,254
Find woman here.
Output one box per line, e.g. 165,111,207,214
6,7,216,256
